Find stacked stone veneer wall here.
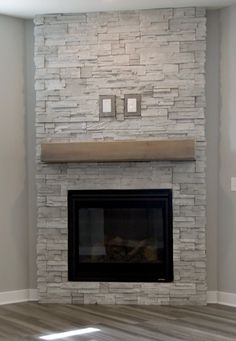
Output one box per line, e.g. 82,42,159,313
35,7,207,304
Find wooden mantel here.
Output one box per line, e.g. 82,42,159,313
41,139,195,163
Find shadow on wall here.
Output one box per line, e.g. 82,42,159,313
218,5,236,294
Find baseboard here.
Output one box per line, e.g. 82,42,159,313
0,289,38,305
207,291,236,307
217,291,236,307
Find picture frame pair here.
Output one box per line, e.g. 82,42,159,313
99,94,141,118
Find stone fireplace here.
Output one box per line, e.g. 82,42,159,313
35,7,207,304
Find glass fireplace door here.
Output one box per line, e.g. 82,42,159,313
68,189,173,282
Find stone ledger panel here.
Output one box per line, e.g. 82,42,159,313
35,7,207,304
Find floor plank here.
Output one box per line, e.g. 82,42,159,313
0,303,235,340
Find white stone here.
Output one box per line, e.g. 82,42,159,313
35,8,207,305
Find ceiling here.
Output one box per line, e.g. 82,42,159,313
0,0,236,19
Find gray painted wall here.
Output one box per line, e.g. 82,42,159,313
206,5,236,294
0,15,35,293
218,5,236,294
24,20,36,290
0,15,29,291
206,10,220,291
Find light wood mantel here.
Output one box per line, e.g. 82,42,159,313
41,139,195,163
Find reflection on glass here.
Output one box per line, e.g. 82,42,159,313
78,207,164,264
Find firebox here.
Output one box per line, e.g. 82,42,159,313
68,189,173,282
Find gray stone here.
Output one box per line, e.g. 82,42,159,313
35,7,207,305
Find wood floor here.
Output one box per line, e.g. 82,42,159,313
0,303,235,340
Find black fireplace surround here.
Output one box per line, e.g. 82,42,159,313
68,189,173,282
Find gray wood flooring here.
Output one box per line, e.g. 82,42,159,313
0,303,235,340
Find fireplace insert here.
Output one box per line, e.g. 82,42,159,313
68,189,173,282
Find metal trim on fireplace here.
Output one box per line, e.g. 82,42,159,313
68,189,173,283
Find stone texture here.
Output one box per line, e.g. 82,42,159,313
34,8,207,304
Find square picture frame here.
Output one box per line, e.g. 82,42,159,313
124,94,141,117
99,95,116,118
